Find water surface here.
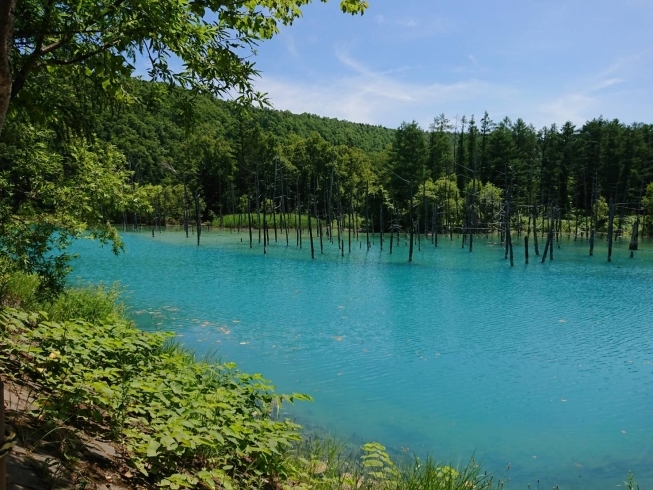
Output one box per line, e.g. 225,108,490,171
71,230,653,489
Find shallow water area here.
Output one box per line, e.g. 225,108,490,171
71,229,653,489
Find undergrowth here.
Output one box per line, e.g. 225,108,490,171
0,274,508,489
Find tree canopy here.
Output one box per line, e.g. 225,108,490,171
0,0,369,134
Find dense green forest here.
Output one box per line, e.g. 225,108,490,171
96,82,653,250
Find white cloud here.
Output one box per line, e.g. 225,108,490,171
256,50,516,128
254,43,653,130
396,19,419,28
280,32,299,58
538,93,597,127
374,14,385,25
591,78,625,91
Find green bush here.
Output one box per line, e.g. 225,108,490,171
0,308,311,489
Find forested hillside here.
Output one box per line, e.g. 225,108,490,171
91,82,653,243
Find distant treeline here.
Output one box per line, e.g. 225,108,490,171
91,83,653,243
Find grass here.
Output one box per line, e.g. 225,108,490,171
0,270,124,323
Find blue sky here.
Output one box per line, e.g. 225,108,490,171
248,0,653,130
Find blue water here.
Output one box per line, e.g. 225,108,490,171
70,230,653,489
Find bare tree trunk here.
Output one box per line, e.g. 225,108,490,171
273,158,278,242
504,198,510,260
379,205,384,251
365,182,370,250
549,208,554,261
297,182,302,249
248,194,253,248
328,166,334,243
423,179,428,239
509,233,514,266
262,180,267,254
434,204,438,247
607,198,615,262
349,191,353,253
0,0,16,137
630,218,640,257
409,180,414,262
389,207,394,255
256,171,261,243
195,190,201,246
308,183,315,259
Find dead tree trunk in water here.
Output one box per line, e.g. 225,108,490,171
248,194,253,248
541,208,555,262
409,180,414,262
315,176,323,255
365,182,370,250
607,198,615,262
532,204,540,255
380,205,384,251
504,198,511,260
434,204,438,247
262,180,267,255
338,195,344,257
194,191,201,246
589,178,597,256
308,186,315,259
273,158,278,242
549,208,554,261
525,236,529,264
630,218,640,257
423,179,428,239
509,233,514,266
389,207,394,255
349,192,353,253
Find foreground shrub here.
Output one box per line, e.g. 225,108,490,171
0,308,310,489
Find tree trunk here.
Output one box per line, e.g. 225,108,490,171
409,180,414,262
262,181,267,254
630,219,640,256
379,205,384,251
308,189,315,259
195,191,201,246
607,198,615,262
0,0,16,137
365,183,370,250
434,204,438,247
389,207,393,255
349,191,353,253
248,194,253,248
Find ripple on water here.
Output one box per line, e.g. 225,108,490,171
71,232,653,489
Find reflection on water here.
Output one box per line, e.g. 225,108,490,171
71,230,653,489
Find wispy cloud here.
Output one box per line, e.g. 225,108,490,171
256,50,515,128
280,32,299,58
397,19,419,28
538,93,597,127
536,49,653,126
591,78,625,91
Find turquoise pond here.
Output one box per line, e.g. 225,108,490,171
70,229,653,489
